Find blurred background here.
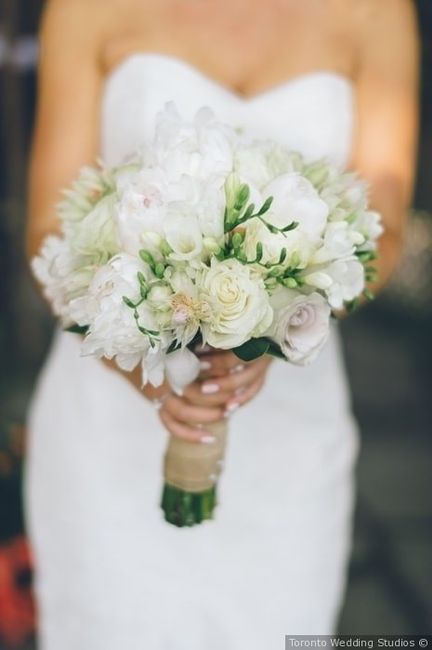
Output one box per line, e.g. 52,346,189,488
0,1,431,648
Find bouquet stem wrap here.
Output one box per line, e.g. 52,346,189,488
161,419,228,527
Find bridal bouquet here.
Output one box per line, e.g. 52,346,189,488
32,103,382,527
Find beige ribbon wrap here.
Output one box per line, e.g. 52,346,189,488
163,419,228,492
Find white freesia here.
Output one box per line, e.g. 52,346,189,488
262,173,329,241
243,217,313,269
323,258,365,309
163,209,203,261
313,221,364,264
351,210,383,249
199,258,273,348
266,288,330,365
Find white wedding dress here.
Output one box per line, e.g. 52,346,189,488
26,53,359,649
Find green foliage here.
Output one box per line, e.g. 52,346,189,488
64,324,89,335
232,337,270,361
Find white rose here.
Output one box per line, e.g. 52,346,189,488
266,288,330,365
262,172,329,241
199,258,273,348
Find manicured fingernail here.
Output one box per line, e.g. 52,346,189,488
201,435,216,444
196,343,212,353
201,383,219,394
200,360,212,370
224,403,239,417
229,364,245,374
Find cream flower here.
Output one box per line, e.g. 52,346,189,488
266,288,330,365
199,259,273,348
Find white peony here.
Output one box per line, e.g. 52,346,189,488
70,254,158,371
266,288,330,365
115,167,199,256
234,139,301,190
153,103,234,184
199,258,273,348
262,173,329,241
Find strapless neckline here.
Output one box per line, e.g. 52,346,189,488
103,51,354,104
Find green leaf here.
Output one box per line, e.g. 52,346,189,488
232,338,270,362
278,248,287,265
281,221,299,232
122,296,136,309
167,340,182,354
234,184,250,210
284,277,298,289
256,196,273,216
139,250,155,267
255,242,263,262
64,323,89,335
231,231,243,249
356,250,377,263
267,340,286,359
155,262,165,279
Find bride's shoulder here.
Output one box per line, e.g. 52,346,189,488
352,0,417,35
40,0,121,50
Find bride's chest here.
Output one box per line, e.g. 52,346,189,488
100,54,355,171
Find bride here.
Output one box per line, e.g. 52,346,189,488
26,0,418,647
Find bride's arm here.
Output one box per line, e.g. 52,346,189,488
26,0,241,440
351,0,419,294
27,0,104,259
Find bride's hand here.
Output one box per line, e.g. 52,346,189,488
155,350,272,442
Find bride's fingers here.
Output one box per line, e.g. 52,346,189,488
158,409,215,443
182,382,231,407
224,376,266,415
197,350,245,378
199,357,269,395
163,394,225,426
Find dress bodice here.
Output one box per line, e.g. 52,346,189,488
100,52,354,169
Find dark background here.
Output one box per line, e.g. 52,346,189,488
0,1,431,647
